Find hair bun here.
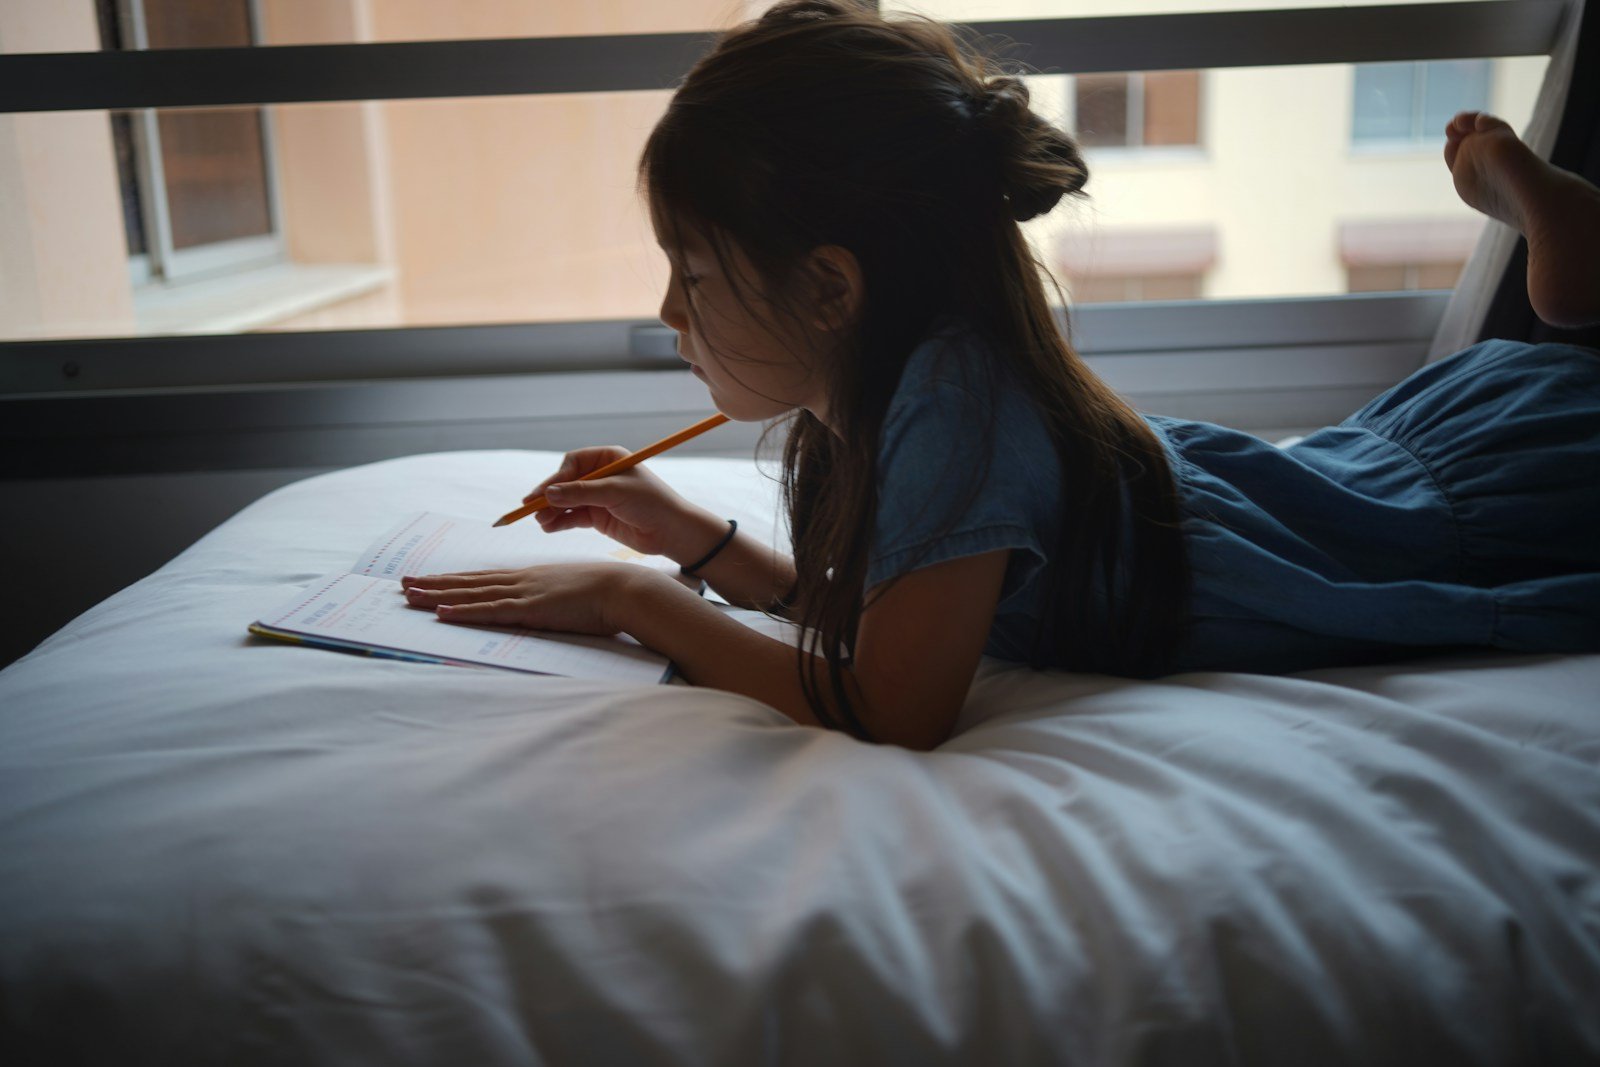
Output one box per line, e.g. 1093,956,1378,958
979,76,1089,222
758,0,855,27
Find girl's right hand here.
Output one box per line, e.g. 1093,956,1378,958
526,446,721,561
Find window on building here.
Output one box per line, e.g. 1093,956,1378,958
1347,262,1466,292
1351,59,1491,143
1058,226,1215,304
96,0,281,284
1338,217,1482,293
1069,273,1204,303
1073,70,1201,149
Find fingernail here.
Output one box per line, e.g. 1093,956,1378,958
546,484,568,502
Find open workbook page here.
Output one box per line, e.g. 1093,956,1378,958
249,511,697,682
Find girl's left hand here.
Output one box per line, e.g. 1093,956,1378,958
400,563,650,636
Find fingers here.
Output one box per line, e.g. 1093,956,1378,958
535,506,599,534
432,598,523,625
525,446,629,503
405,583,518,606
541,476,629,509
400,570,514,591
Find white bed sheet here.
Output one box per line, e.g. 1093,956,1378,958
2,450,1597,1065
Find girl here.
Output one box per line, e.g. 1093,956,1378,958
403,0,1600,750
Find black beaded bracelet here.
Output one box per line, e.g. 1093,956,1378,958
680,519,738,578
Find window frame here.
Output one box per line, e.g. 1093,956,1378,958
0,1,1574,475
109,0,287,286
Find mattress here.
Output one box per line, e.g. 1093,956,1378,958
2,450,1597,1065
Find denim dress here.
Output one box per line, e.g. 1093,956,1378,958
868,327,1600,675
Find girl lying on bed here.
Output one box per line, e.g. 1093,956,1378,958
402,0,1600,750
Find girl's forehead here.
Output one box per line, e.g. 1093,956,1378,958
654,214,706,249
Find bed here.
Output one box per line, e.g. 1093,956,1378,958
2,449,1597,1065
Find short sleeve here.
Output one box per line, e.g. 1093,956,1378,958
866,332,1058,608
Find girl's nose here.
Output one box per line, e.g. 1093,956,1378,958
659,270,690,334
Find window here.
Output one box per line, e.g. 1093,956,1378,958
0,0,1566,372
96,0,282,284
1069,273,1204,303
1058,226,1216,304
1347,263,1465,292
1352,59,1492,144
1072,71,1202,149
1338,217,1483,293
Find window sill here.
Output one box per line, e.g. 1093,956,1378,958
132,262,394,336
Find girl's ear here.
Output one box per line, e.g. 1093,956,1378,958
804,245,865,333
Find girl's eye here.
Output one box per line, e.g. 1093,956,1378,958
681,272,702,287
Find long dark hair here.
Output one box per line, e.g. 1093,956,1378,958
640,0,1189,738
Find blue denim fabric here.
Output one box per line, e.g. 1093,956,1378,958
866,320,1063,662
870,330,1600,674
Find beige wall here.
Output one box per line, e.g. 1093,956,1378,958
364,1,752,327
263,0,758,331
0,0,136,341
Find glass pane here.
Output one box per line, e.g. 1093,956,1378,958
1033,54,1544,304
1075,73,1129,148
158,108,274,249
0,49,1548,343
142,0,253,49
1142,70,1200,147
1352,62,1416,142
1422,59,1492,137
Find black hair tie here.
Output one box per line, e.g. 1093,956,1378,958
680,519,738,577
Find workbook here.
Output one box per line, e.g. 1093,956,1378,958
250,511,768,683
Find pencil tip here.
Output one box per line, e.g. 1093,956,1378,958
492,518,508,527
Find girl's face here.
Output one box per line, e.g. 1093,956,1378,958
656,224,833,425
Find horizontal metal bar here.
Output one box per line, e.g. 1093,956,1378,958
0,293,1449,396
0,320,683,394
0,2,1563,113
0,32,716,112
968,1,1566,77
1067,290,1448,353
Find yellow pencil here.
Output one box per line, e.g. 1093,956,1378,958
493,412,731,527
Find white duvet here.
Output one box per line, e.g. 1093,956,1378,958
2,450,1597,1065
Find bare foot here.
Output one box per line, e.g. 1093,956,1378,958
1444,110,1600,328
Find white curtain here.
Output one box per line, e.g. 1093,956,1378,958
1427,0,1587,361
